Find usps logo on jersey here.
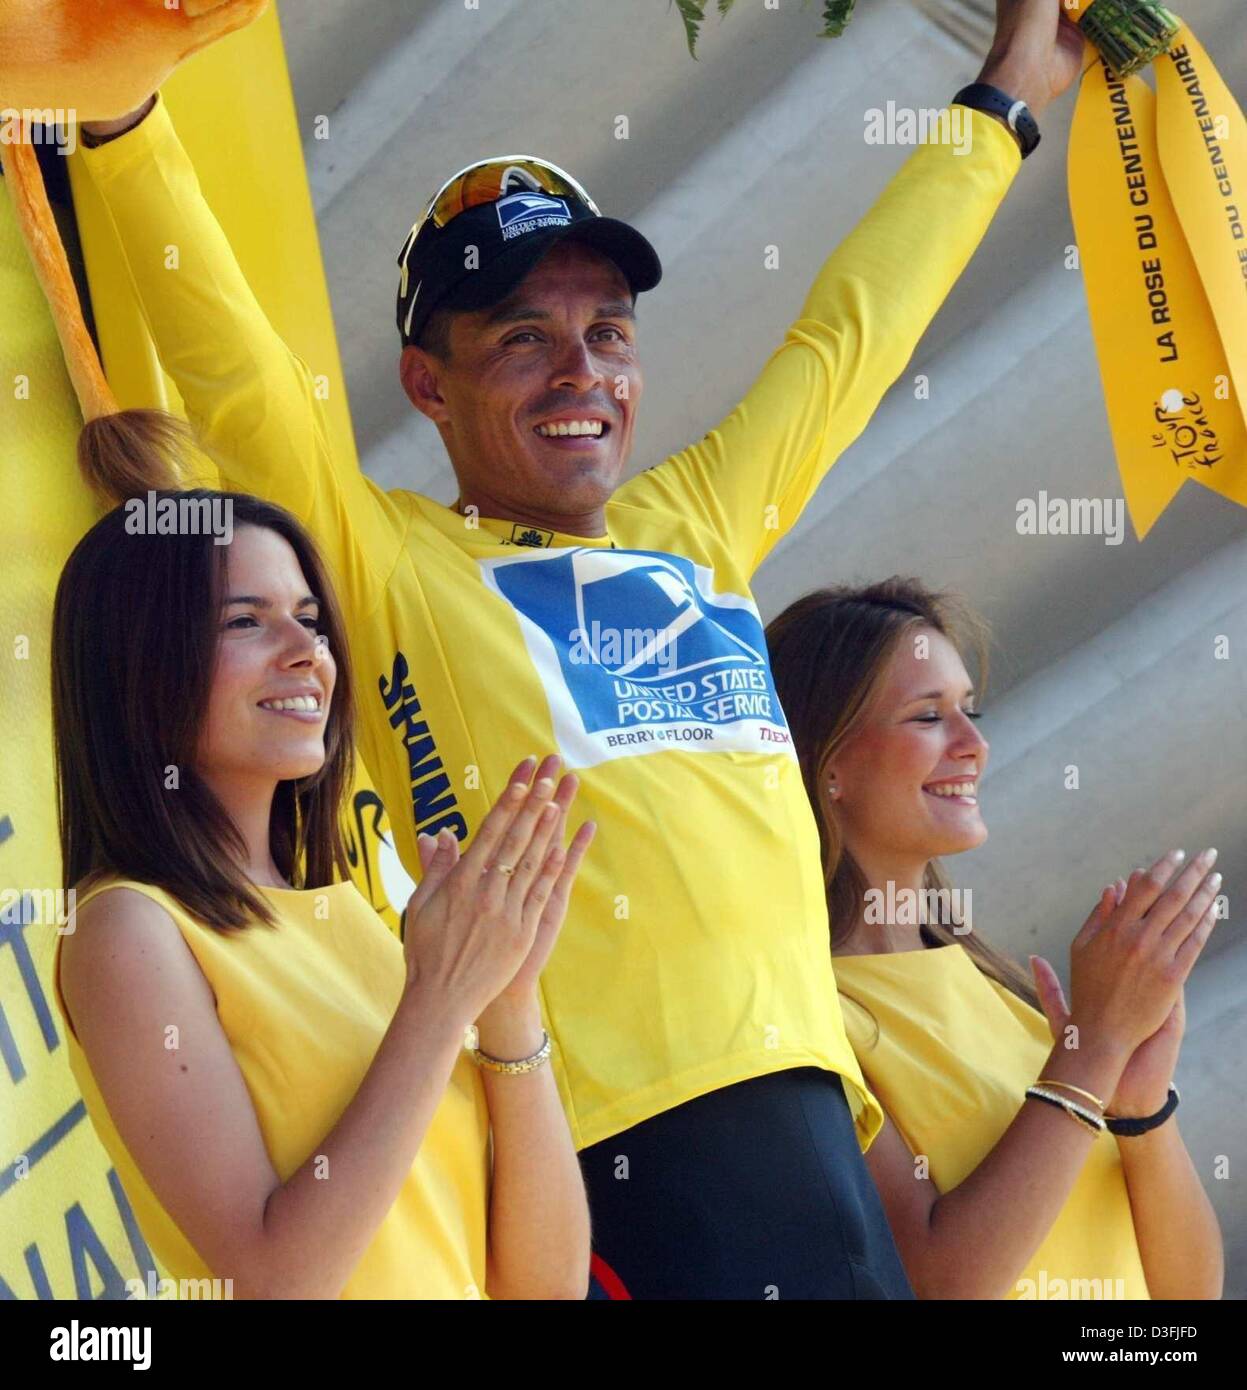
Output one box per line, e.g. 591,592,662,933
495,191,573,242
479,547,795,766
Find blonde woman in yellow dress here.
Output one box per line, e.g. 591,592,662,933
766,578,1223,1300
51,480,595,1299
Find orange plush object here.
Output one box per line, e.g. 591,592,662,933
0,0,269,120
0,0,269,491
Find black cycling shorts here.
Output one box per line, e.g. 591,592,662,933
580,1066,914,1300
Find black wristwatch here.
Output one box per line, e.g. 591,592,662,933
1106,1084,1181,1137
952,82,1041,159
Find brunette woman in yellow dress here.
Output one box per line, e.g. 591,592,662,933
50,477,595,1299
766,578,1223,1300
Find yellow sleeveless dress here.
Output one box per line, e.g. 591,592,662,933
834,942,1150,1299
53,877,490,1299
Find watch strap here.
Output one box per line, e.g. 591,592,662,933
952,82,1041,159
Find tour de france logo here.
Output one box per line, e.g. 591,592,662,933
1151,388,1225,471
479,547,795,767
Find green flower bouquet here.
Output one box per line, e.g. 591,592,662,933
673,1,858,57
1064,0,1181,78
674,0,1184,80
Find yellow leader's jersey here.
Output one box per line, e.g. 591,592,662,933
81,96,1020,1150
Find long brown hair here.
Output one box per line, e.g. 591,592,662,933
766,577,1038,1008
52,427,356,930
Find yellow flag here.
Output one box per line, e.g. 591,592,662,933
1069,50,1247,537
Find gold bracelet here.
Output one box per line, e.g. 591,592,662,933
472,1030,552,1075
1026,1085,1105,1134
1037,1078,1107,1112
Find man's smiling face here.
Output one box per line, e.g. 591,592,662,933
400,240,643,529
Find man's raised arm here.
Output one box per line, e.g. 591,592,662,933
78,94,406,614
616,0,1084,579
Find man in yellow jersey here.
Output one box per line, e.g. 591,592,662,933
80,0,1083,1296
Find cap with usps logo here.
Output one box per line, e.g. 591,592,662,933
396,156,662,347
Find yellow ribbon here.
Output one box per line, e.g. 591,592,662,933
1067,6,1247,536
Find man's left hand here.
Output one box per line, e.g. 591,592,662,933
979,0,1089,122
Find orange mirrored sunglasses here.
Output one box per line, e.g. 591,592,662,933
398,156,600,270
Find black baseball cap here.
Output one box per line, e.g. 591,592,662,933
396,156,662,347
